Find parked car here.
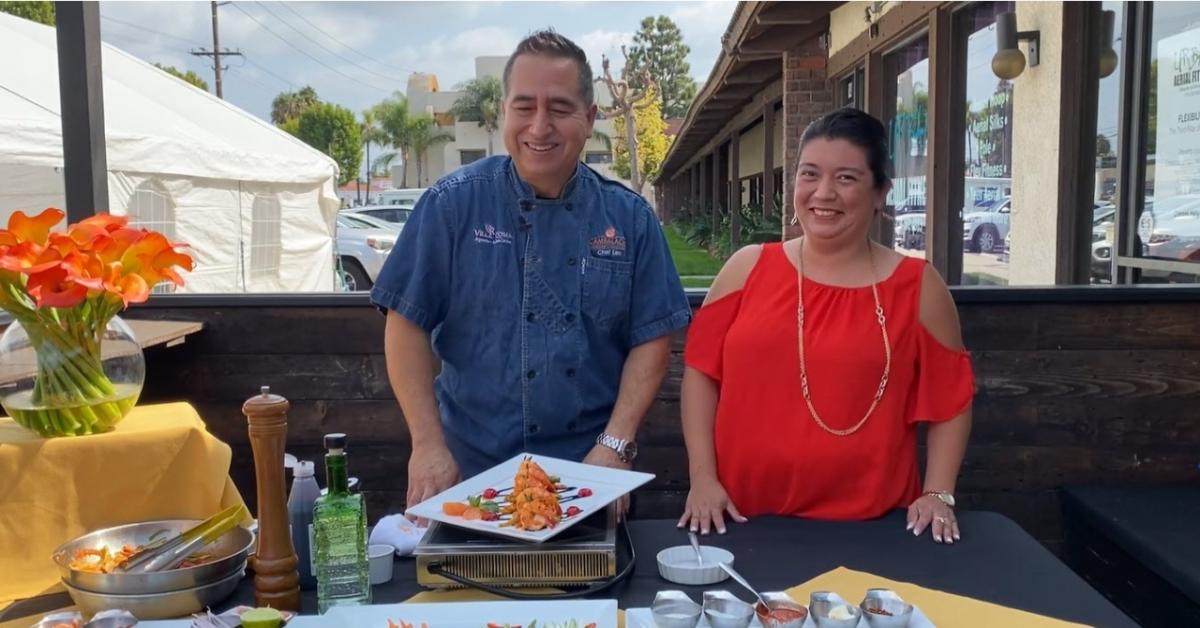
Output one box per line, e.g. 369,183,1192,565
1091,239,1113,283
377,188,426,207
894,213,925,250
335,213,400,291
963,196,1010,254
1142,214,1200,282
894,195,926,216
347,204,411,226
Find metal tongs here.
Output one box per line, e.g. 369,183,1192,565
117,504,247,573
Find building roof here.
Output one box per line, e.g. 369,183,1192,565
660,1,842,179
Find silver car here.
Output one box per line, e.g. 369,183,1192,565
335,212,401,291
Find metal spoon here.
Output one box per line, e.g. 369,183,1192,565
719,562,768,610
688,531,704,564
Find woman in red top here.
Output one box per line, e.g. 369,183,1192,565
678,108,974,544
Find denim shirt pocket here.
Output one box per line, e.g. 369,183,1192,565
582,256,633,329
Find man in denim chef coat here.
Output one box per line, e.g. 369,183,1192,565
371,31,691,514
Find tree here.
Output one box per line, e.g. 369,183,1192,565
372,92,418,187
450,76,503,157
601,47,657,194
407,115,453,187
0,1,54,25
290,103,362,186
360,107,390,198
1096,134,1113,158
153,63,209,92
626,15,697,119
271,86,320,125
612,85,669,191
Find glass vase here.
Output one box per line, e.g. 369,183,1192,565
0,315,145,437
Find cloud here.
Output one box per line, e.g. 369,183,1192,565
575,29,636,72
384,26,520,88
670,1,738,38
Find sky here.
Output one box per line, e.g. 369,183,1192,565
97,1,738,123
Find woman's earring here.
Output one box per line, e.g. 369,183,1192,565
789,215,799,226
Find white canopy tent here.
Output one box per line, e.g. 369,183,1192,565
0,13,341,293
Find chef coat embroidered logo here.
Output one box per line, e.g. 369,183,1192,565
473,224,514,245
590,226,627,257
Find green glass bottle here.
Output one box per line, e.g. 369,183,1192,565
313,433,370,613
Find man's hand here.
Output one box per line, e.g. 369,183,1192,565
582,443,631,519
405,443,460,525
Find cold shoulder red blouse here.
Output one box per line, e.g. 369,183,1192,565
684,242,975,520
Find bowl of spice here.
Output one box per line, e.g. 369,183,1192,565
753,592,808,628
860,589,913,628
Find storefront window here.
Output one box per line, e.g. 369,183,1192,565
884,37,929,258
1091,2,1124,285
959,1,1014,286
1133,1,1200,284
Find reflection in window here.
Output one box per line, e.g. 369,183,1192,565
1135,2,1200,283
884,37,929,258
959,1,1014,286
584,152,613,164
127,181,177,293
1091,1,1124,284
249,195,282,281
460,149,485,165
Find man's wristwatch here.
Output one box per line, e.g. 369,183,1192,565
924,490,956,508
596,432,638,463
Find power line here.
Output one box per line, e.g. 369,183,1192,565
101,12,297,93
278,1,418,75
229,3,396,94
253,1,408,83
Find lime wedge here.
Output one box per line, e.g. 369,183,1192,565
240,607,283,628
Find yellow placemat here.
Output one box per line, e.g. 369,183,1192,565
785,567,1091,628
0,402,246,608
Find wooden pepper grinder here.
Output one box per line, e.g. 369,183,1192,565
243,385,301,611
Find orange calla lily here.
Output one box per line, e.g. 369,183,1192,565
6,208,65,247
25,266,88,309
103,263,151,306
61,251,107,291
0,242,63,275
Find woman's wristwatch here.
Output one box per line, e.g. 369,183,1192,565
923,490,956,508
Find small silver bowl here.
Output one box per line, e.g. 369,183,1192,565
52,520,254,595
753,591,808,628
702,590,754,628
809,591,862,628
651,590,703,628
860,589,914,628
62,566,245,620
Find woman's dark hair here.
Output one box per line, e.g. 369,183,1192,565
799,107,891,189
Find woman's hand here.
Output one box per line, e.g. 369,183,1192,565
678,475,747,535
906,494,960,543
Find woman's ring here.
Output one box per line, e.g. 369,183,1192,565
935,516,949,524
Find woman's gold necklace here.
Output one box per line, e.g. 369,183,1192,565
795,237,892,436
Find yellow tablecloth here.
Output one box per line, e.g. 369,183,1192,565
785,567,1090,627
0,402,245,608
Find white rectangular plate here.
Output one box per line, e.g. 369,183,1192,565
405,452,655,542
625,604,935,628
323,599,619,627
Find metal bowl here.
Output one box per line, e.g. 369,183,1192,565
860,589,913,628
702,590,754,628
651,590,702,628
753,592,808,628
62,566,245,620
809,591,862,628
52,520,254,595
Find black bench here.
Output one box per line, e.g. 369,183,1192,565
1061,485,1200,628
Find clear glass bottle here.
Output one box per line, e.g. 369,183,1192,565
313,433,370,613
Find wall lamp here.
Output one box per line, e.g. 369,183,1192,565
991,11,1039,80
1098,10,1119,78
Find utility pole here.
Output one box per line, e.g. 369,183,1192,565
190,1,242,99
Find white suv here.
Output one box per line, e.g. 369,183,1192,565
963,197,1010,254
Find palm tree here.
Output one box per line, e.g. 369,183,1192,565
408,115,454,187
271,86,319,125
374,92,418,187
450,76,503,156
590,129,613,152
360,107,389,200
